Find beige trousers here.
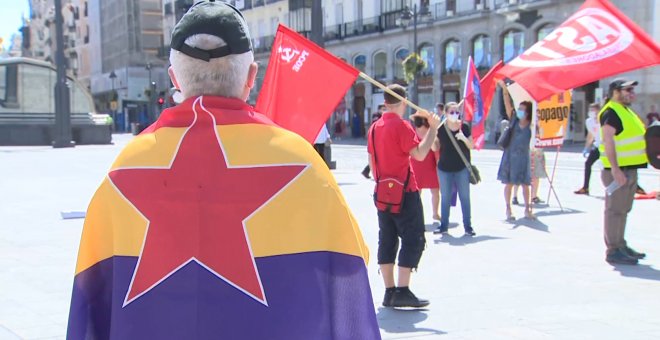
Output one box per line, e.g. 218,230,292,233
601,169,638,255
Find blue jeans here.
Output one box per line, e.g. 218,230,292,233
438,168,472,232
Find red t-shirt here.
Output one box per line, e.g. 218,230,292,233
367,112,420,192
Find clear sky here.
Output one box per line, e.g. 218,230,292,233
0,0,31,49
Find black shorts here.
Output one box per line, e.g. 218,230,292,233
376,191,426,269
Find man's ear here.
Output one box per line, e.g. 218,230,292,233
168,66,180,90
246,62,258,89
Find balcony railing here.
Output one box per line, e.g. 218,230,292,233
494,0,550,9
249,0,550,51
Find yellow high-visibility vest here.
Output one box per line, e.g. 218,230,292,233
598,101,647,168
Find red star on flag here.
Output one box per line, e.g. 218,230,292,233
110,99,307,306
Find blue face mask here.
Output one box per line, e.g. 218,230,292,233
516,109,525,119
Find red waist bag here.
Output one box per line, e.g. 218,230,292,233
374,172,410,214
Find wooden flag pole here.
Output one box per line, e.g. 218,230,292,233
359,72,426,112
359,72,463,118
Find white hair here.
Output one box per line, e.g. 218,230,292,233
169,34,254,99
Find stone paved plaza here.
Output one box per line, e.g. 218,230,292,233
1,134,659,339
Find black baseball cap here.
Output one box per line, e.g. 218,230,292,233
171,0,253,62
608,78,638,96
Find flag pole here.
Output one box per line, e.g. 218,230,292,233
359,72,427,112
545,145,563,211
359,72,463,117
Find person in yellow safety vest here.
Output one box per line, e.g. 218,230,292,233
598,79,648,265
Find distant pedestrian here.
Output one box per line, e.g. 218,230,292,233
313,123,332,163
646,104,659,126
575,103,602,195
435,103,445,120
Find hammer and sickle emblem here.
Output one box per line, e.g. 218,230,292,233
278,46,300,63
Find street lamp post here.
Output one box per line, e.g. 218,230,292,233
400,4,419,107
109,70,117,131
145,62,153,124
53,0,74,148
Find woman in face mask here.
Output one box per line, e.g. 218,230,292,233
432,102,475,236
496,80,535,221
574,103,602,195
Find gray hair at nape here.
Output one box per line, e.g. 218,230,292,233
169,34,254,99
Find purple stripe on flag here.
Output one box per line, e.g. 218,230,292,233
67,252,380,340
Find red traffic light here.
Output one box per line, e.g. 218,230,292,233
157,97,164,105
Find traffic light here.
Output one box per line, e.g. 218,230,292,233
158,97,165,105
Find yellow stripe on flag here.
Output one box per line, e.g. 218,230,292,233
75,124,368,275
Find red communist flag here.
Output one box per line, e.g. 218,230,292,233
256,24,360,143
496,0,660,102
479,60,504,123
110,105,306,306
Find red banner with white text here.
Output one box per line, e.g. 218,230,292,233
496,0,660,102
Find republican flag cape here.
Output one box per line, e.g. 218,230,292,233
463,56,486,149
67,96,380,339
256,24,360,143
496,0,660,102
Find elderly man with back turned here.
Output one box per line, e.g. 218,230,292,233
599,79,648,265
67,1,380,339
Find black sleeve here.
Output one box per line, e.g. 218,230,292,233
600,108,623,135
462,123,472,138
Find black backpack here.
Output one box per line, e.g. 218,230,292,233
646,121,660,170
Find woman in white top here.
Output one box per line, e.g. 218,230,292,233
574,103,601,195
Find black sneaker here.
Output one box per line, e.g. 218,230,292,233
623,246,646,259
391,287,429,308
606,249,638,265
512,197,519,205
464,228,476,236
532,197,544,204
382,287,395,307
432,226,448,235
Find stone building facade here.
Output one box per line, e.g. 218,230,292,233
237,0,659,141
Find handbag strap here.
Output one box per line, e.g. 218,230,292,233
443,122,477,182
370,124,411,187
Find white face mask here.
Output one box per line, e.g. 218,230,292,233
448,113,460,122
588,110,597,118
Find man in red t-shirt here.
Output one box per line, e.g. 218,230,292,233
367,84,440,308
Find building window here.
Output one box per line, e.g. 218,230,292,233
537,24,555,41
443,39,461,74
381,0,405,13
373,51,387,80
335,2,343,25
472,34,491,70
393,47,410,81
419,44,434,77
289,8,311,33
354,54,367,73
502,29,524,63
447,0,456,12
